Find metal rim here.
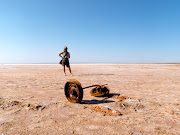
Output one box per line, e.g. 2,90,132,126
64,79,83,103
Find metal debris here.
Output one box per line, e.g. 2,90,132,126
90,85,109,97
64,79,83,103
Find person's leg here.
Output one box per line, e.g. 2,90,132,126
63,66,66,76
68,66,71,74
67,60,72,75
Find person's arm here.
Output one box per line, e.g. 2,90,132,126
59,52,63,58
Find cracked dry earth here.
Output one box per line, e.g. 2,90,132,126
0,64,180,135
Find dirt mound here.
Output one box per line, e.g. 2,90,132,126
0,97,45,111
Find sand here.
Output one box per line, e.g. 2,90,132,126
0,64,180,135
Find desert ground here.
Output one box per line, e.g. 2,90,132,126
0,64,180,135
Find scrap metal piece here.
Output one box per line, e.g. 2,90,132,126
82,84,107,89
64,79,83,103
90,85,109,97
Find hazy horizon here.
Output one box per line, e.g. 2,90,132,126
1,62,180,65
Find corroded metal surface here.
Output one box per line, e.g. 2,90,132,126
90,85,109,97
64,79,110,103
64,79,83,103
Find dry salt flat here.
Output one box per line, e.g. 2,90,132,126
0,64,180,135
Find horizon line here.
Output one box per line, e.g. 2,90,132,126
1,62,180,65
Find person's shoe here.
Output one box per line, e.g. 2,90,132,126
64,73,67,76
70,73,73,76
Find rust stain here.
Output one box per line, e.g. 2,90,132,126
111,96,138,102
84,106,122,116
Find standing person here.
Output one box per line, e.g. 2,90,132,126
59,46,73,76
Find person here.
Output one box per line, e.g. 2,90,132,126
59,46,73,76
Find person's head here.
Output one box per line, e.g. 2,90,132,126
64,46,68,52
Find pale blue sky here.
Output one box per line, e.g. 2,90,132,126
0,0,180,64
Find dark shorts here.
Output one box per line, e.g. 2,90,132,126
62,58,70,67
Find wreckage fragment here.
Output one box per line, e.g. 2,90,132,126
64,79,110,103
64,79,83,103
90,85,109,97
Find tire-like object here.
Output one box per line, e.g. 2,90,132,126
90,85,109,97
64,79,83,103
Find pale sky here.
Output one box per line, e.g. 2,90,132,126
0,0,180,64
